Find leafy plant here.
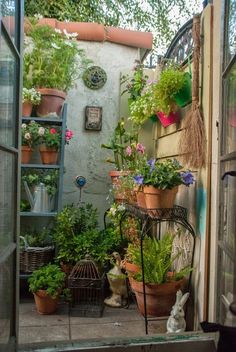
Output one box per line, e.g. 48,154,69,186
20,227,53,248
40,127,61,150
21,121,41,148
21,169,59,196
101,119,139,170
22,87,41,105
121,60,148,101
133,158,195,189
28,264,65,299
24,23,91,91
127,233,192,284
20,199,31,212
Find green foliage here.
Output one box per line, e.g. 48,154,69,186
129,84,156,126
28,264,65,298
21,121,40,148
127,233,191,284
121,61,148,101
41,127,61,150
20,228,53,247
24,1,201,51
21,169,59,196
20,199,31,212
24,24,91,91
101,119,139,170
153,68,187,115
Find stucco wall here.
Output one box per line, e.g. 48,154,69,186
62,41,140,225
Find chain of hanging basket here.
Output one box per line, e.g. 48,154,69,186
178,14,207,169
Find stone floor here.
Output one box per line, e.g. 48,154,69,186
19,300,167,345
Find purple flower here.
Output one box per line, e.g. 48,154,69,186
180,171,195,186
147,158,155,172
133,175,144,185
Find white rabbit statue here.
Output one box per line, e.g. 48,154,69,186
166,290,190,333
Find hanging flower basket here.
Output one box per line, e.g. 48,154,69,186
174,72,192,108
157,111,180,128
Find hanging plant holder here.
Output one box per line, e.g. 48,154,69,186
157,111,180,128
174,72,192,108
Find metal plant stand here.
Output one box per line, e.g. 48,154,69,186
120,204,196,335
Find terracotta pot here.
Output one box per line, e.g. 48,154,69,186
134,187,146,208
39,145,59,165
122,261,140,275
21,146,33,164
129,277,185,317
157,111,180,128
109,170,130,202
143,186,178,209
33,290,59,314
22,101,33,117
36,88,66,117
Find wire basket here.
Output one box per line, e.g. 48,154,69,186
20,236,55,273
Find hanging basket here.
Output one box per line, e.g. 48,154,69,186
20,236,55,273
174,72,192,108
157,111,180,128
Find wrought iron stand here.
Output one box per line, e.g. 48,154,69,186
120,204,196,335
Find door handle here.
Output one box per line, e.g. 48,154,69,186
221,171,236,180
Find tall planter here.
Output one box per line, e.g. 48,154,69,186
21,146,33,164
174,72,192,108
33,290,59,314
39,145,59,165
36,88,66,117
129,277,185,317
143,186,178,209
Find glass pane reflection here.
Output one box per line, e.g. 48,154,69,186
0,34,16,147
0,0,16,43
224,0,236,66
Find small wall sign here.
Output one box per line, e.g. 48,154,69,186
85,106,102,131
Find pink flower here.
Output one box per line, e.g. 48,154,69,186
136,143,145,154
126,146,132,156
65,129,73,142
50,128,56,134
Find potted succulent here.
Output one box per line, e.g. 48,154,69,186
28,264,66,314
22,87,41,117
133,158,195,209
127,233,192,317
38,126,73,164
24,22,91,117
21,121,40,163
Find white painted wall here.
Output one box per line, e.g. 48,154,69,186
62,41,140,225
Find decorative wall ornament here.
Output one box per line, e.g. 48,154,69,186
83,66,107,90
85,106,102,131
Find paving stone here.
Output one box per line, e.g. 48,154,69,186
19,325,70,344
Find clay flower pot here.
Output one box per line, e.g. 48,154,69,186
129,277,185,317
122,260,140,276
21,146,33,164
39,145,59,165
36,88,66,117
33,290,59,315
143,186,178,209
134,187,146,208
22,101,33,117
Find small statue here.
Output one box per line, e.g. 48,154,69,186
166,290,189,333
104,252,128,308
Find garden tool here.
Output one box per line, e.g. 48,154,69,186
23,181,53,213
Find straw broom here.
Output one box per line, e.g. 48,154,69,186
178,14,206,169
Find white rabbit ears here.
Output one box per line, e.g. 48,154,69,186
179,292,190,307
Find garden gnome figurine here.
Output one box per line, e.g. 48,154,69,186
104,252,128,307
166,290,190,333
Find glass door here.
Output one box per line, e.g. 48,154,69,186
217,0,236,324
0,1,23,351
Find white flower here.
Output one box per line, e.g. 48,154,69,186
24,133,31,140
117,205,125,212
21,123,27,129
34,14,43,20
51,42,60,50
70,32,78,38
65,40,73,47
38,127,45,136
63,28,70,39
54,28,62,34
109,207,117,216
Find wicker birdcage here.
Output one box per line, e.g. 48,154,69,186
68,254,105,317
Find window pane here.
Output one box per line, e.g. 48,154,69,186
0,150,15,253
223,63,236,154
0,255,14,347
224,0,236,66
0,0,16,43
0,34,16,147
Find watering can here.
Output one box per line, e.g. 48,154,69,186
23,181,54,213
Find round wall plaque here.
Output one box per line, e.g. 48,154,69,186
83,66,107,90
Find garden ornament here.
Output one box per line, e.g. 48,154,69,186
166,290,189,333
104,252,128,308
24,181,54,212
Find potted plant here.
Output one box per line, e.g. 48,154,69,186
21,121,40,163
127,233,192,317
28,264,66,314
24,22,91,117
22,87,41,117
133,158,195,209
38,126,73,164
